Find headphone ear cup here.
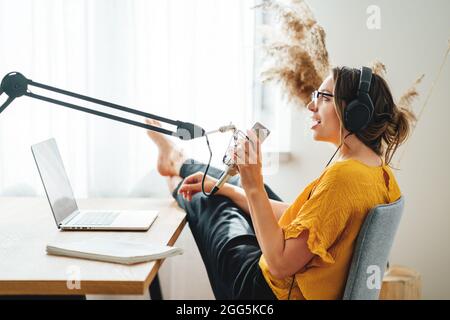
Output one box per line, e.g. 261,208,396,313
344,100,372,132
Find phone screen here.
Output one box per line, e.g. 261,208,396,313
251,122,270,144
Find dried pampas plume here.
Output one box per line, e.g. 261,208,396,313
256,0,330,106
398,74,424,111
370,60,387,78
369,60,421,127
370,59,422,117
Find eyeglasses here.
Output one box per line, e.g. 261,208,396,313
311,90,334,103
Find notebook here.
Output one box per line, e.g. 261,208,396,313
46,238,183,265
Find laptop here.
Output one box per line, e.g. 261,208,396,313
31,138,158,231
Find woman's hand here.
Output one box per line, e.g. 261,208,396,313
177,171,217,201
233,129,264,193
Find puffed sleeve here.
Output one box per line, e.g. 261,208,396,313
282,165,356,264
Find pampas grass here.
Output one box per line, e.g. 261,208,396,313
370,60,387,78
371,59,421,123
256,0,424,120
256,0,330,106
398,74,424,110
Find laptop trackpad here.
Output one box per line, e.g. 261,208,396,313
109,210,158,228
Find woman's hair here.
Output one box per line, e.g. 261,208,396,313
332,66,417,166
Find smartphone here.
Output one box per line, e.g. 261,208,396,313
250,122,271,144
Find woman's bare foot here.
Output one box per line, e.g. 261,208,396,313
145,118,187,177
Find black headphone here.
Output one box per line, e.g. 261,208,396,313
343,66,374,133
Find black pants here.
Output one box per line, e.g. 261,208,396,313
172,159,281,300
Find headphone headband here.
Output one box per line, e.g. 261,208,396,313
358,66,373,94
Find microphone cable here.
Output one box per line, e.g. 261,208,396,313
201,132,237,197
201,129,238,197
199,124,238,197
201,133,215,197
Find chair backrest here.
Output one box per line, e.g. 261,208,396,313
343,196,405,300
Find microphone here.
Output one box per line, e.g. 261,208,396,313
208,122,270,196
218,123,237,133
210,164,239,195
205,123,237,135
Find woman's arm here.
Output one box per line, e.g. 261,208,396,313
176,172,289,219
245,187,314,278
222,183,312,279
219,183,289,220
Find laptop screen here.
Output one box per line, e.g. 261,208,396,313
31,138,78,226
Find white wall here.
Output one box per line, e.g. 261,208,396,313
263,0,450,299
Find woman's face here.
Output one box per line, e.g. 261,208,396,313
308,75,342,145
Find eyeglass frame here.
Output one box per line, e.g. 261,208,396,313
311,90,334,103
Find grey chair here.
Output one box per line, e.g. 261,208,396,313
343,196,405,300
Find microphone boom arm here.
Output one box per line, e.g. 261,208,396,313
0,72,205,140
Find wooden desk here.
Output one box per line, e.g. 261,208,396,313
0,197,186,296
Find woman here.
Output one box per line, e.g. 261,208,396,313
145,66,415,300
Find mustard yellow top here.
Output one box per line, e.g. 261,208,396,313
259,159,401,300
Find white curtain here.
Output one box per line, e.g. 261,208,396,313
0,0,256,198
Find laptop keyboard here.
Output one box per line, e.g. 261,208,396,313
71,211,120,226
